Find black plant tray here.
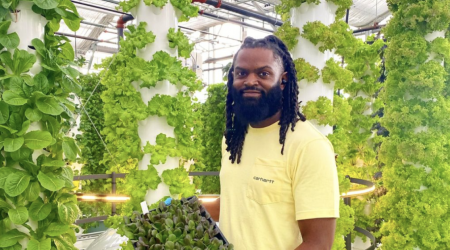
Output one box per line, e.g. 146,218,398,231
197,200,229,246
133,196,230,248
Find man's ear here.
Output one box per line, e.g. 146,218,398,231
280,72,288,90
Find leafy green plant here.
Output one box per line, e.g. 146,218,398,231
376,1,450,248
0,2,81,248
0,0,82,34
76,73,114,228
112,197,234,250
99,9,203,214
321,59,353,89
296,4,387,247
197,84,227,194
167,28,194,58
294,58,320,82
274,22,300,51
117,0,198,22
275,0,319,21
302,96,334,125
170,0,198,22
275,0,351,21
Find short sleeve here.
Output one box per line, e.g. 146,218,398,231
291,139,340,221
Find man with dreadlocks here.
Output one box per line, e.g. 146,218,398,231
204,35,339,250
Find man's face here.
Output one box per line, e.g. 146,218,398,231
231,48,287,124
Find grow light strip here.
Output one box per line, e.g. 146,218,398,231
198,195,219,203
340,186,376,198
76,193,130,202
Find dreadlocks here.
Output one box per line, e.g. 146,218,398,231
225,35,307,164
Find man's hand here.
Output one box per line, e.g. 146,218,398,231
295,218,336,250
201,198,220,222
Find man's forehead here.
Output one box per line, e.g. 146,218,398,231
234,48,283,68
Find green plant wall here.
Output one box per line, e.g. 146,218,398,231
0,0,82,249
99,3,203,217
377,0,450,248
276,0,387,248
76,73,112,227
196,83,227,194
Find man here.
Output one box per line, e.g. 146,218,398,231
204,35,340,250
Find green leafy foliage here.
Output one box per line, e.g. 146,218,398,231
170,0,198,22
377,1,450,248
197,84,227,194
99,17,203,215
275,0,350,21
289,7,387,248
117,0,198,22
120,22,156,56
302,20,355,54
76,73,113,228
146,93,203,164
321,59,353,89
0,2,81,249
274,22,300,51
111,197,234,249
31,0,82,32
162,167,195,197
122,165,162,212
294,58,320,82
167,28,194,58
275,0,319,21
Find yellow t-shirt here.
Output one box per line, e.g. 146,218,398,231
219,120,340,250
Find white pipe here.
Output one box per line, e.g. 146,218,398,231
291,1,337,136
131,0,180,205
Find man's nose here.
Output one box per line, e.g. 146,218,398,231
244,73,259,87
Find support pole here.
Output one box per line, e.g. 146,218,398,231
111,172,117,215
291,1,337,135
344,197,352,250
131,0,180,206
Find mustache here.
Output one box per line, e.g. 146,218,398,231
239,86,264,94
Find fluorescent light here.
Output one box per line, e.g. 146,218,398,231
341,186,376,198
104,196,130,201
199,198,219,203
80,195,98,200
198,194,219,203
75,193,130,202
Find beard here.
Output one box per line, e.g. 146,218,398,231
231,82,283,125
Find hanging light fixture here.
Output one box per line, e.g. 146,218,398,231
75,193,130,202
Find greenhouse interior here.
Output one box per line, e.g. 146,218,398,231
0,0,448,249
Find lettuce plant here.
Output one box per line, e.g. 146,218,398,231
0,1,81,249
110,197,233,250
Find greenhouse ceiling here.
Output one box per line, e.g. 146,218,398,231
60,0,389,73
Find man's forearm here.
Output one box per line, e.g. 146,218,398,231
295,242,330,250
201,198,220,222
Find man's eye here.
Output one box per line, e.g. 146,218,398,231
236,72,246,76
260,72,270,77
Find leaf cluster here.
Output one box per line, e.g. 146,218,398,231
170,0,199,22
162,167,195,198
294,58,319,83
197,84,226,194
377,0,450,248
0,5,81,249
167,28,194,58
274,22,300,51
99,19,203,214
322,59,353,89
115,197,234,250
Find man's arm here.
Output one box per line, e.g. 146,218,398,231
201,198,220,222
295,218,336,250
